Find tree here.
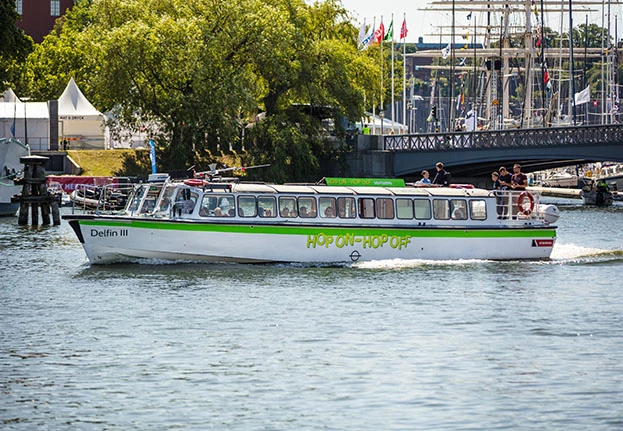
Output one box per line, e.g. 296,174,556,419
0,0,33,92
22,0,384,179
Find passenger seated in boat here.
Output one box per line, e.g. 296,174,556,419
289,209,298,217
281,207,290,217
323,206,336,218
299,206,309,217
338,207,346,217
228,208,235,217
214,207,224,217
199,206,210,217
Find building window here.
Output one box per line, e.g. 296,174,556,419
50,0,61,17
16,0,23,15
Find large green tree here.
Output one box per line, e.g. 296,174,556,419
22,0,381,180
0,0,33,92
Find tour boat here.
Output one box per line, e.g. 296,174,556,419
63,176,560,265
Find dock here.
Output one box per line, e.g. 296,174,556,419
527,186,582,199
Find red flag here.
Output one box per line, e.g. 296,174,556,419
373,22,385,44
400,18,408,39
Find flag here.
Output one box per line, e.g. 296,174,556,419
542,61,553,94
361,28,374,49
575,85,591,105
148,139,157,174
358,20,367,47
400,18,408,39
441,43,451,59
383,20,393,42
467,12,472,20
373,21,385,44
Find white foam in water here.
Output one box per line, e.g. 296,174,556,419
550,243,611,260
354,258,490,269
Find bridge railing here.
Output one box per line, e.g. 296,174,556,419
384,123,623,151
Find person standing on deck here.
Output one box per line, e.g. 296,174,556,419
418,170,431,184
511,164,527,191
432,162,450,186
497,166,512,218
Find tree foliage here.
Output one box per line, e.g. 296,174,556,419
0,0,34,91
20,0,382,180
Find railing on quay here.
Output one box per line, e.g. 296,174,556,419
384,123,623,152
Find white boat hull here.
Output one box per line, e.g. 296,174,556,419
67,217,556,264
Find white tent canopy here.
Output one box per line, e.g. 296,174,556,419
58,77,103,120
0,88,19,103
0,100,49,151
57,78,105,148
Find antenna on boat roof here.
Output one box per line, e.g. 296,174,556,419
194,163,271,180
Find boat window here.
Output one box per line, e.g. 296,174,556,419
358,198,375,219
127,185,147,213
376,198,395,219
139,185,163,214
258,196,276,218
279,197,297,218
413,199,432,220
433,199,450,220
450,199,468,220
200,194,235,217
396,198,414,219
171,188,197,215
238,195,257,217
156,186,176,213
298,197,317,218
337,197,356,218
319,197,336,218
470,199,487,220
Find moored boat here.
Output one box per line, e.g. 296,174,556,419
0,137,30,216
63,175,560,265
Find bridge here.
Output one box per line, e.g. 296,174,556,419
370,124,623,182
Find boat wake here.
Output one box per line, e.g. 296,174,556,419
550,243,623,263
353,258,491,269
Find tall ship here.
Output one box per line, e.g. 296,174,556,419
404,0,622,132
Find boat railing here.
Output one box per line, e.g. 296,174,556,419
70,182,135,214
491,189,542,220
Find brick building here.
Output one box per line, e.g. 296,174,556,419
14,0,75,43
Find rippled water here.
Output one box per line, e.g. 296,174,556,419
1,203,622,430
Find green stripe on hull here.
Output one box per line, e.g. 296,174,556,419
79,219,556,239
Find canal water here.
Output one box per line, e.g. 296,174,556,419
1,201,622,430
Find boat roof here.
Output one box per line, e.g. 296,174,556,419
200,182,492,197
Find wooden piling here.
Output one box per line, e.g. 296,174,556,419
10,155,61,226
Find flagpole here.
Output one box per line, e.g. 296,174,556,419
402,14,407,133
391,14,395,131
380,15,384,135
372,16,376,134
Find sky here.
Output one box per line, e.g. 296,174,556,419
337,0,619,44
339,0,436,43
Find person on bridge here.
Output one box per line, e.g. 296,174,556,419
511,164,527,191
432,162,451,186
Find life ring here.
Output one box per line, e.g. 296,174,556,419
517,191,534,215
183,178,205,187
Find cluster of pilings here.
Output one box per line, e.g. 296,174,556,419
11,155,60,226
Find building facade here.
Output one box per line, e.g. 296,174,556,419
15,0,76,43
